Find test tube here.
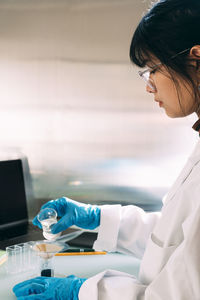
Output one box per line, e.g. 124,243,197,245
17,243,32,272
26,241,40,272
6,245,22,274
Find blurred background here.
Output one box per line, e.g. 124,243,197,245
0,0,198,217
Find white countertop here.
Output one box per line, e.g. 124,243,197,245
0,252,140,299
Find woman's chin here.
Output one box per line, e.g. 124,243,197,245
165,109,185,118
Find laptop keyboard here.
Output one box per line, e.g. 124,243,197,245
0,222,40,240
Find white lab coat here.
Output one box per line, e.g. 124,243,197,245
79,139,200,300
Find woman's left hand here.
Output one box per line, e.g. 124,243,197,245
13,275,86,300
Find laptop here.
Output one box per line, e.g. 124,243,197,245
0,158,97,250
0,158,44,250
0,158,82,250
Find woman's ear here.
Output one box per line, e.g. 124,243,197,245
189,45,200,60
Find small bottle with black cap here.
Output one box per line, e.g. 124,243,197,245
40,257,54,277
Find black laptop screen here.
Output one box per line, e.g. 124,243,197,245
0,159,28,227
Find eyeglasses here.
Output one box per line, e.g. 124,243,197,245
138,63,162,91
138,48,191,91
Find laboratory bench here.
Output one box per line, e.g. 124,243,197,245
0,251,140,299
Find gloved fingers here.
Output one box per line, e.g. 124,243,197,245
41,198,67,217
13,282,45,297
51,216,74,234
13,277,46,294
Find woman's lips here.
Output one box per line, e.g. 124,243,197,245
155,99,163,107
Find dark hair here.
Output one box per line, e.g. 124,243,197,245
130,0,200,114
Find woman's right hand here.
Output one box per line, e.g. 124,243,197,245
32,197,101,234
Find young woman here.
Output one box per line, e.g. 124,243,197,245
13,0,200,299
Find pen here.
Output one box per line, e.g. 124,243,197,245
62,248,96,253
55,249,107,256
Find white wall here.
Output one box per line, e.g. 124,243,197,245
0,0,198,212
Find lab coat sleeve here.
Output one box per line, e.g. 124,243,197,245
79,205,200,300
93,205,160,258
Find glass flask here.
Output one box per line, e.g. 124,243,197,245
37,208,61,240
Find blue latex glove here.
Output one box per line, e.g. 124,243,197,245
33,197,101,234
13,275,86,300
